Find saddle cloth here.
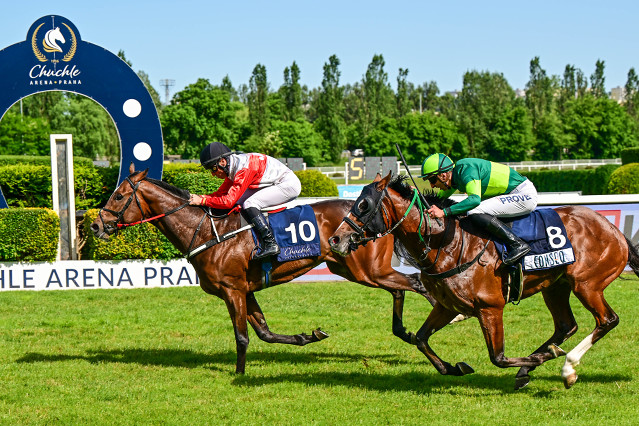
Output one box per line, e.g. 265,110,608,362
495,209,575,271
252,205,321,262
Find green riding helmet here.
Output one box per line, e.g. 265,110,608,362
418,153,454,179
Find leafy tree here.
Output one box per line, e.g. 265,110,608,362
624,68,639,119
0,109,52,155
247,64,270,136
361,54,396,138
314,55,347,162
457,70,515,157
221,75,239,102
590,59,607,99
271,119,324,166
281,62,304,122
49,94,119,161
562,95,638,159
397,111,467,164
396,68,412,118
488,104,534,161
242,130,283,157
161,78,239,158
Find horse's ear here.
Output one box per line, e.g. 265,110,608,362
129,162,135,175
373,173,382,182
375,172,392,192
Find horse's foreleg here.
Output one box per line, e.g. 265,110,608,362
561,288,619,389
246,292,329,345
414,303,475,376
515,282,577,390
391,290,417,344
478,307,546,370
222,289,250,374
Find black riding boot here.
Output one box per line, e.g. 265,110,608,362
245,207,280,260
470,214,530,266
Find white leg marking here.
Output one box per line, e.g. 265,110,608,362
561,332,594,380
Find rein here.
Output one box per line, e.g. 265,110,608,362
98,177,190,232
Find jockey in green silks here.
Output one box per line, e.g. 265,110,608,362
419,153,538,266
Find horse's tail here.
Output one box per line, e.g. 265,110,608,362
625,237,639,278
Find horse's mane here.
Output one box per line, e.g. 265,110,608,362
387,175,458,270
387,175,457,209
144,177,191,200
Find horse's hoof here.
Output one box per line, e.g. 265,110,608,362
514,375,530,390
312,328,329,341
456,362,475,375
549,344,567,358
563,373,578,389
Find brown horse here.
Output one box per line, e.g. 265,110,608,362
90,165,434,373
328,173,639,389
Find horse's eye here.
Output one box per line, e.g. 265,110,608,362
358,199,369,213
115,193,124,201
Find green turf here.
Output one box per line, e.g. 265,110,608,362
0,275,637,425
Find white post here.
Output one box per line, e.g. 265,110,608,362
344,162,349,185
50,134,77,260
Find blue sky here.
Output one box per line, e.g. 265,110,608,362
1,0,637,101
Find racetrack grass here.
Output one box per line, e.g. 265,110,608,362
1,276,638,425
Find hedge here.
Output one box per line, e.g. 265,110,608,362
521,164,620,195
295,170,338,197
608,163,639,194
620,147,639,165
0,208,59,261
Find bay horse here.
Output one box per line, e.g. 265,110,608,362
328,173,639,389
90,164,434,374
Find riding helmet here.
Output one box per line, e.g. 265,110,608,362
200,142,232,169
418,153,454,179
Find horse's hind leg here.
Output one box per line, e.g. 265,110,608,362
246,292,329,345
561,286,619,389
515,281,577,390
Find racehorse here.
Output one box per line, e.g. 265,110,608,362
90,164,434,374
328,173,639,389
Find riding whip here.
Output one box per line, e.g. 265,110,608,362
395,143,441,226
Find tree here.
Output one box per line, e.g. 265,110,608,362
396,68,411,118
161,78,239,158
361,54,396,138
247,64,270,136
221,75,239,102
624,68,639,119
590,59,607,99
281,62,304,122
314,55,347,162
0,109,51,155
457,70,516,158
396,111,467,164
271,119,324,166
49,94,119,161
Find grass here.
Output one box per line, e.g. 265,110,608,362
0,275,638,424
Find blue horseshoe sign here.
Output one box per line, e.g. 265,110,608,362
0,15,164,208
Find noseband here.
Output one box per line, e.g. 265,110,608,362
344,187,428,251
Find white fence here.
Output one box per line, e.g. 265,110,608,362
310,158,622,181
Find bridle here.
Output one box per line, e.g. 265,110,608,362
96,177,189,237
343,186,430,252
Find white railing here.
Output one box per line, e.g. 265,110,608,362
308,158,622,181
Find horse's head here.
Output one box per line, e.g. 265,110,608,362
329,172,397,256
43,27,65,53
90,163,149,240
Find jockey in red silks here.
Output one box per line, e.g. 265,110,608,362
189,142,301,259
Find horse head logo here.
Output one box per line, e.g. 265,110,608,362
31,22,77,62
43,27,65,53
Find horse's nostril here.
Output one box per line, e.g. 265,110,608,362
330,236,340,246
90,223,99,233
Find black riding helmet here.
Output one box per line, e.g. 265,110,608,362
200,142,232,170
